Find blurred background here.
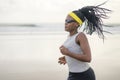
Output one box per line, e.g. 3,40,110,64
0,0,120,80
0,0,120,24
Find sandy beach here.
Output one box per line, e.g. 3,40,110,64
0,26,120,80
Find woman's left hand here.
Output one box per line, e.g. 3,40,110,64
59,45,70,55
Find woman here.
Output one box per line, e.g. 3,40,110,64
58,3,111,80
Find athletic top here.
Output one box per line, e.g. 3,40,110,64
63,32,90,73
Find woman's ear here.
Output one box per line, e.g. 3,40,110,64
74,22,79,27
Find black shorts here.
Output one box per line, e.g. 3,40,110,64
67,67,96,80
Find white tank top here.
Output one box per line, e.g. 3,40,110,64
63,33,90,73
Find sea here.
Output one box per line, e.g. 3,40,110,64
0,23,120,80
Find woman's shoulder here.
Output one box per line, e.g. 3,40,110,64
77,32,86,37
77,32,88,41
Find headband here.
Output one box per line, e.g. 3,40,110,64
69,12,83,25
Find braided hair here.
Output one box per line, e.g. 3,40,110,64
69,2,112,39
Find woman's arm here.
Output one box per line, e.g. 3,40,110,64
60,33,91,62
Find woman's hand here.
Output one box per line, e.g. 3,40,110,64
59,45,70,55
58,56,66,65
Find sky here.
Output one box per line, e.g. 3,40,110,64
0,0,120,24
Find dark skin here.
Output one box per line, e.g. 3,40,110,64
58,15,91,65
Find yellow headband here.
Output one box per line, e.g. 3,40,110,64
69,12,83,25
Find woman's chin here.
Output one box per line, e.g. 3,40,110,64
65,28,69,31
65,29,69,32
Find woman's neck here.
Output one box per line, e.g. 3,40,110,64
69,30,78,36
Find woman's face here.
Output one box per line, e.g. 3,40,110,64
65,15,79,32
